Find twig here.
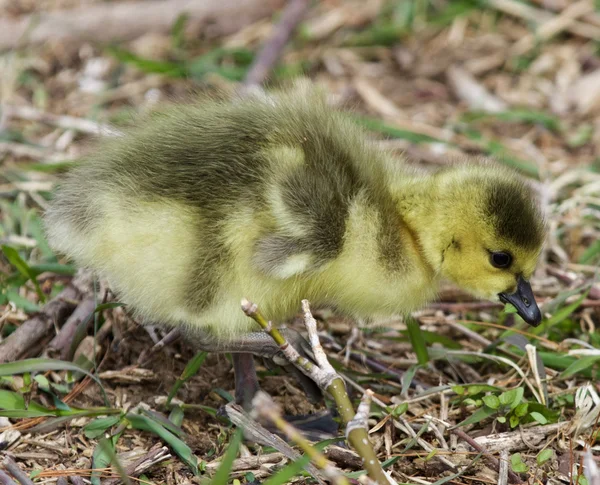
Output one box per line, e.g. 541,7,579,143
451,428,524,484
346,389,373,438
45,298,96,360
498,450,509,485
510,0,594,56
0,0,284,52
584,450,600,485
241,299,392,485
0,472,17,485
252,391,349,485
225,402,326,485
137,328,181,366
0,142,70,162
243,0,310,88
486,0,600,42
104,445,170,485
1,457,34,485
205,452,286,472
546,267,600,300
0,286,79,363
2,105,121,137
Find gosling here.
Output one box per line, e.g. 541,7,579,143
44,88,546,409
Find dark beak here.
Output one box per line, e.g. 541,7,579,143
498,276,542,327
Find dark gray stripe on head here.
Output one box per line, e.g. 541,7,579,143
485,181,545,250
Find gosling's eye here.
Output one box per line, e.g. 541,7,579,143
490,251,512,268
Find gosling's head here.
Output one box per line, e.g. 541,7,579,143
431,165,547,326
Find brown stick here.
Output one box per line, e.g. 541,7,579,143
0,0,284,53
1,458,34,485
0,286,80,363
137,328,181,366
243,0,310,88
44,298,96,360
547,267,600,300
103,445,170,485
0,471,17,485
451,428,524,484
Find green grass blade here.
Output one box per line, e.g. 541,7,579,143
92,437,117,485
462,109,560,131
98,437,132,485
406,317,429,365
127,412,199,475
0,358,109,406
1,244,45,303
578,240,600,264
84,415,123,439
167,351,208,407
559,355,600,379
210,428,242,485
354,115,442,143
538,291,588,332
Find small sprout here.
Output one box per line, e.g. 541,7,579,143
529,412,548,425
482,394,500,410
537,449,554,466
510,453,529,473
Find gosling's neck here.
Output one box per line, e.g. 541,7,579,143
395,174,454,274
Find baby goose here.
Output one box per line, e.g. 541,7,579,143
44,88,546,409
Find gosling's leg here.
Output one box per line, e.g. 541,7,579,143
190,329,338,437
232,353,260,410
191,328,322,402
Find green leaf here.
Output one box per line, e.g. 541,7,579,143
93,302,126,312
497,416,506,424
4,289,41,312
578,240,600,265
559,355,600,379
509,414,520,428
167,351,208,407
107,46,186,77
92,437,124,485
537,449,554,466
510,452,529,473
499,387,524,409
391,402,409,417
140,408,184,437
455,405,497,428
462,109,560,131
127,412,198,475
0,358,109,406
513,402,529,418
27,214,56,261
1,244,45,302
452,385,465,396
406,317,429,365
482,394,500,410
169,405,184,427
400,364,421,396
210,428,242,485
96,436,132,485
542,292,587,330
355,115,442,144
0,390,53,417
529,411,548,425
0,389,27,409
29,470,42,479
84,415,123,439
